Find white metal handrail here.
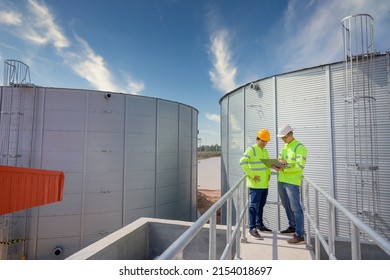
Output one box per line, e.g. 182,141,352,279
302,175,390,260
157,175,248,260
158,172,390,260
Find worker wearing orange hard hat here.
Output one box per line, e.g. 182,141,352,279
239,128,272,240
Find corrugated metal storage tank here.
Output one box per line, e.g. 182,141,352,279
0,86,198,259
220,53,390,242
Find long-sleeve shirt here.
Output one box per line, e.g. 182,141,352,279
278,139,307,186
239,144,271,189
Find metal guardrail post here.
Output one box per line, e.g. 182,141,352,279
235,186,241,259
304,180,311,247
350,223,361,260
327,201,335,259
314,189,320,260
242,181,247,242
235,227,241,259
226,197,232,259
209,213,217,260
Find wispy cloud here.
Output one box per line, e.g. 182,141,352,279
63,37,145,94
0,11,22,25
205,113,220,123
208,29,237,93
64,36,120,92
0,0,144,94
25,0,69,50
123,75,145,95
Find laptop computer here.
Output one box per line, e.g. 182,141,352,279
260,159,290,169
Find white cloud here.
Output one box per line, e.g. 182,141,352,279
25,0,70,50
279,0,390,71
0,11,22,25
208,29,237,93
0,0,144,95
123,74,145,95
64,37,120,92
205,113,220,123
63,37,145,94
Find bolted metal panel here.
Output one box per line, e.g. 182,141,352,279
330,60,352,238
123,95,157,224
220,97,229,224
245,80,276,155
178,104,193,220
37,215,80,239
155,100,179,219
125,188,156,212
191,109,198,221
227,89,245,186
277,67,332,233
245,79,279,230
124,207,155,225
83,212,122,237
38,193,81,216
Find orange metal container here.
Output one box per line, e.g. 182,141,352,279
0,166,64,215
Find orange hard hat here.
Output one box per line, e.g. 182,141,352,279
256,129,270,142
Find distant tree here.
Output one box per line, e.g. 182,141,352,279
197,144,220,152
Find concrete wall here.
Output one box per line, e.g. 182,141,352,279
67,218,231,260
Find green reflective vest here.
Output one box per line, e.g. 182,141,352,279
240,144,271,189
278,139,307,186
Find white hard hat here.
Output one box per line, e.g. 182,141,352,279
277,124,293,137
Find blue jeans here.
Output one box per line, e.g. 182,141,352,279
278,182,304,237
249,188,268,230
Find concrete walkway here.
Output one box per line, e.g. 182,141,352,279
240,231,313,260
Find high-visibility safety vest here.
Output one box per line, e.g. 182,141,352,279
240,144,271,189
278,139,307,186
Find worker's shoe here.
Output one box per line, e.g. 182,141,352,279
249,229,264,240
287,234,305,244
280,226,295,234
257,225,272,232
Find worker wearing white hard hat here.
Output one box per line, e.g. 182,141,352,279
272,124,307,245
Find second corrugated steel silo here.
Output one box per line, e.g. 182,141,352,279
220,54,390,247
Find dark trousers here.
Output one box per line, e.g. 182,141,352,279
249,188,268,230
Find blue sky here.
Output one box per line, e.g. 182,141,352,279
0,0,389,145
